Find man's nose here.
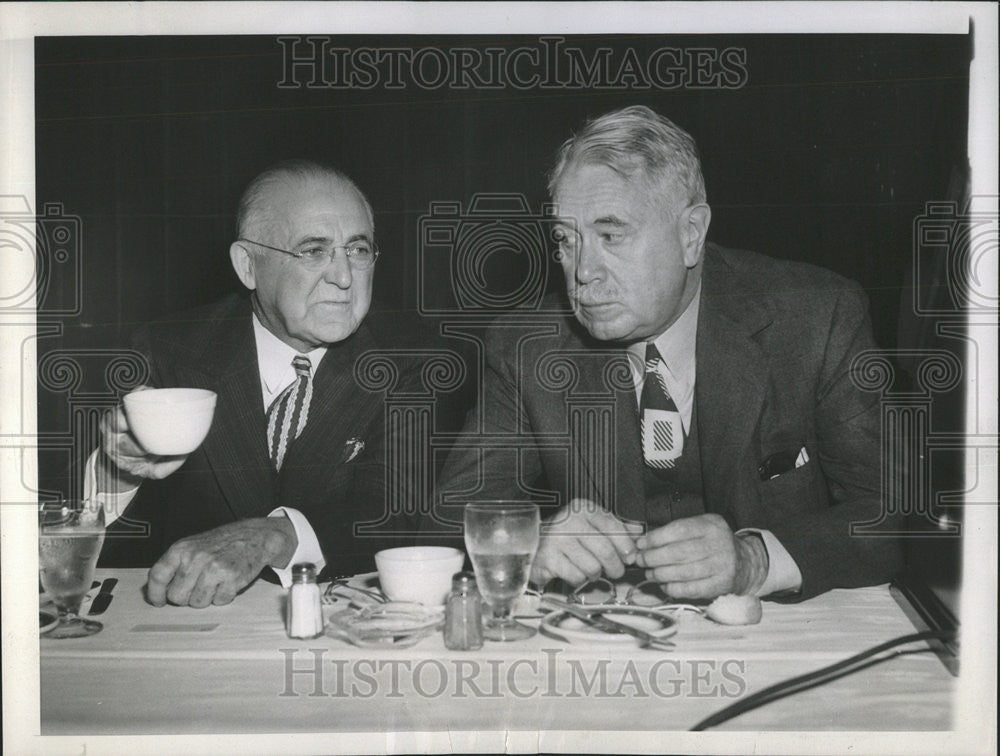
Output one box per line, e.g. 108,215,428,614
574,237,604,285
323,249,353,288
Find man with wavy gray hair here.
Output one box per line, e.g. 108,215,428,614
437,105,902,601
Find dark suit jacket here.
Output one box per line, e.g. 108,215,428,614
434,244,903,600
100,294,422,577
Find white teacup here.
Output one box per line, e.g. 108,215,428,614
374,546,465,606
123,388,217,456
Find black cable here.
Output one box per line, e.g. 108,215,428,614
690,629,956,731
698,647,933,725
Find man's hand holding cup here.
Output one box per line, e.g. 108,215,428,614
98,385,216,493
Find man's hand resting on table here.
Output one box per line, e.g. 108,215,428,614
97,385,188,493
530,498,643,587
146,517,298,608
635,511,768,599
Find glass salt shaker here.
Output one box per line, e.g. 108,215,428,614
287,562,324,639
444,571,484,650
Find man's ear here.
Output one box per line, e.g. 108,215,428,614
681,203,712,268
229,241,257,291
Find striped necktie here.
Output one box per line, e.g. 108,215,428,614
266,355,313,471
640,343,683,470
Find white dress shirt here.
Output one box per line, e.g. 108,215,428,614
84,313,328,588
624,283,803,597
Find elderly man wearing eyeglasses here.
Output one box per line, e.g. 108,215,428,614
433,106,903,604
89,160,417,608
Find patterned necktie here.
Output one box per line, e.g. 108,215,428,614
640,343,683,470
266,355,313,471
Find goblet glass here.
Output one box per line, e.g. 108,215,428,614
464,503,540,641
39,501,106,638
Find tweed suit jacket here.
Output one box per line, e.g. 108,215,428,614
434,244,903,600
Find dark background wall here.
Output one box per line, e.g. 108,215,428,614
35,34,970,341
33,33,970,591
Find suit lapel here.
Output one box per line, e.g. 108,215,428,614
561,327,646,524
610,373,646,524
177,299,277,521
277,325,379,511
695,251,772,522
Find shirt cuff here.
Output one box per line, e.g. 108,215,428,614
84,449,141,526
736,528,803,597
267,507,325,588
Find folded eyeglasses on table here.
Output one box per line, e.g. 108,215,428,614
321,576,704,649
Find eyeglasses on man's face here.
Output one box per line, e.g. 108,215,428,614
238,238,380,270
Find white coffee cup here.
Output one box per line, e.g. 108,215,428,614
374,546,465,606
123,388,217,456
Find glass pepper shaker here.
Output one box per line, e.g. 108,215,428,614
287,562,324,639
444,571,484,650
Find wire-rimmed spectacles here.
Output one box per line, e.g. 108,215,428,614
238,237,379,270
563,577,703,613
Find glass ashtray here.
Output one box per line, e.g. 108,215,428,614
325,601,444,649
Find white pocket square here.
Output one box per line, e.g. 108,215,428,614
342,438,365,463
795,446,809,468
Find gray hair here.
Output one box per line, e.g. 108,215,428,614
236,159,374,241
548,105,707,210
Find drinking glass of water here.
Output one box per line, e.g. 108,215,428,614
464,503,540,641
39,500,106,639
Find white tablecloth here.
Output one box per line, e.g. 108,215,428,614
41,569,954,734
